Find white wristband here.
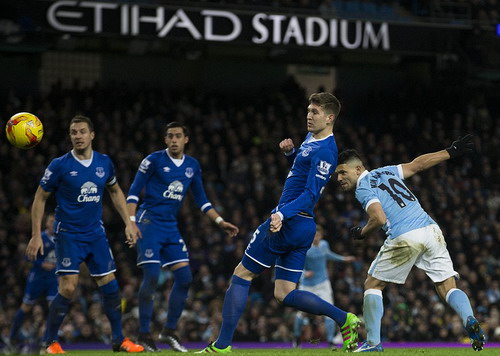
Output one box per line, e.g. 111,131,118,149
215,216,224,225
129,216,136,222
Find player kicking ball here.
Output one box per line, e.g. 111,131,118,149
197,93,360,354
335,135,485,352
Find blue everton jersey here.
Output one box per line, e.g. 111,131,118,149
39,151,117,234
355,165,436,239
276,133,337,219
127,149,212,222
301,240,345,287
31,230,57,276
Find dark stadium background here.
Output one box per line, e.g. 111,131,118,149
0,0,498,349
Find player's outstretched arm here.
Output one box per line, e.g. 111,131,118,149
107,183,141,247
206,208,239,237
350,202,386,240
401,135,474,179
27,186,51,260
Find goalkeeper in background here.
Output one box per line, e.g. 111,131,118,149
335,135,486,352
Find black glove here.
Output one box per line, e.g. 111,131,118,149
446,134,474,159
349,226,364,240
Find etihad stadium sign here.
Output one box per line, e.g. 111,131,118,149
41,0,467,53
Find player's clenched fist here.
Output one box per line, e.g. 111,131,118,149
279,138,295,154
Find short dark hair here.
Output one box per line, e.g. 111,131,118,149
165,121,189,136
70,115,94,132
309,92,341,117
338,149,364,165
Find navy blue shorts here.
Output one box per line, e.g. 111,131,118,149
55,229,116,277
242,214,316,283
23,271,58,304
136,219,189,268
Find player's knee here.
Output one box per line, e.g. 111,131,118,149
59,283,77,298
274,289,289,304
173,266,192,289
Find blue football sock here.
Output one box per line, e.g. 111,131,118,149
294,313,304,338
165,266,192,330
45,293,70,343
324,316,335,343
99,279,123,344
10,308,26,342
446,288,474,326
364,289,383,346
282,289,347,326
214,275,251,349
138,264,160,333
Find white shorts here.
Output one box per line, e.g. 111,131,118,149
368,224,458,284
298,279,334,304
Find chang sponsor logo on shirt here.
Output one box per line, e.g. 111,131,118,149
163,180,184,201
78,181,101,203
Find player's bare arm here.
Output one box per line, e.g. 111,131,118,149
107,182,141,247
401,135,474,179
350,202,386,240
27,186,51,260
206,208,239,237
279,138,295,154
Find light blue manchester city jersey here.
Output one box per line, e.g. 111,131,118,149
355,165,435,239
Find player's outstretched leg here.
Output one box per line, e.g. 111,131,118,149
445,288,485,351
465,316,486,351
281,289,360,351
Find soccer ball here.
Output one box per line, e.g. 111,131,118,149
6,112,44,149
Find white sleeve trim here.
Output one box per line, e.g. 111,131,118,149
364,289,383,297
397,164,404,180
365,198,381,211
276,211,284,220
201,202,212,211
106,176,117,186
284,148,295,156
127,195,139,202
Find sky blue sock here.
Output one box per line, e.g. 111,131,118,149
364,289,383,346
215,275,251,349
45,293,70,343
165,266,192,330
138,264,160,333
99,279,123,344
325,316,335,343
283,289,347,326
294,313,304,338
446,288,474,326
10,308,26,341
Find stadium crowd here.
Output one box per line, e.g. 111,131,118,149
0,78,498,350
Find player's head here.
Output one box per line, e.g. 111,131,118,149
307,93,341,134
335,149,365,192
69,115,95,152
45,213,55,234
165,121,189,158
